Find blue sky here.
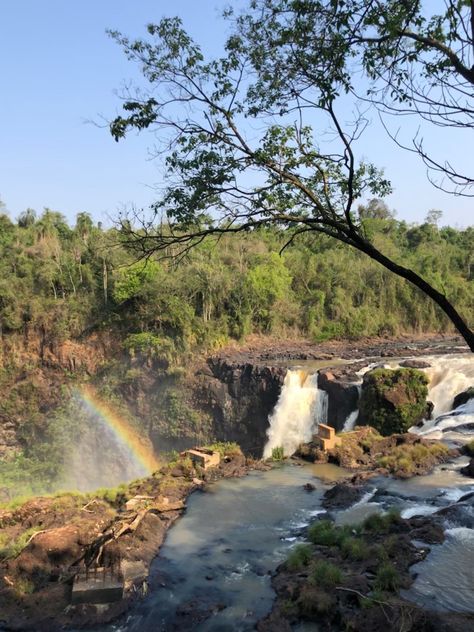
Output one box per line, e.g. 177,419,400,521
0,1,472,227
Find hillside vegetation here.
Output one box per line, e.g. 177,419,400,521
0,205,472,500
0,206,472,352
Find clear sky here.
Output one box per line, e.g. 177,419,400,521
0,1,472,227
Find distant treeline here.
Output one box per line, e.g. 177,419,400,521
0,204,472,357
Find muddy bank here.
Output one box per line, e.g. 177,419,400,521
0,447,255,631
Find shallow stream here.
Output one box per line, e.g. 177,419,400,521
100,457,474,631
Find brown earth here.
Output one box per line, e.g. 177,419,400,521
0,448,254,631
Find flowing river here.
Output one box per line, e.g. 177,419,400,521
105,463,334,631
98,459,474,631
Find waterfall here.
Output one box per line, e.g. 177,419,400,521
343,410,359,432
410,354,474,441
263,369,328,458
342,385,361,432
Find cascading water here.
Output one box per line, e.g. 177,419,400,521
263,369,327,458
343,409,359,432
409,354,474,442
339,354,473,442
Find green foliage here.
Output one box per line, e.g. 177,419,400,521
123,332,175,364
201,442,241,457
307,520,352,547
359,368,429,435
112,260,160,303
309,560,343,589
286,544,313,571
271,446,285,461
377,441,449,476
0,527,42,560
340,536,371,561
363,509,401,534
374,562,401,593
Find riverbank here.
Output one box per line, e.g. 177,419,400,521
0,445,255,631
258,507,474,632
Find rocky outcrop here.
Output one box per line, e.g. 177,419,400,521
453,387,474,410
197,358,286,455
318,368,360,431
358,368,429,435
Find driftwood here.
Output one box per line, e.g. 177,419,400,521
78,497,185,568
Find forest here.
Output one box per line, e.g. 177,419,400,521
0,202,472,358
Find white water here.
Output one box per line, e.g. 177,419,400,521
410,354,474,441
348,353,474,442
263,370,328,458
343,409,359,432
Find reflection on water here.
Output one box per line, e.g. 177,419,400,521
310,462,352,482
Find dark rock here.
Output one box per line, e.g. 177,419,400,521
436,503,474,529
197,359,286,456
460,457,474,478
303,483,316,492
318,369,360,431
322,483,365,509
453,387,474,410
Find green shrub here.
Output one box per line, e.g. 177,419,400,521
286,544,313,571
271,446,285,461
374,562,401,592
341,536,370,560
308,520,351,547
363,509,401,534
0,527,42,560
203,442,241,457
309,560,343,589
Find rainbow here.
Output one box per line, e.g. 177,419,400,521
77,385,159,474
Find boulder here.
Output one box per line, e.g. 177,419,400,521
322,483,365,509
318,369,360,432
453,387,474,410
358,368,429,436
399,359,431,369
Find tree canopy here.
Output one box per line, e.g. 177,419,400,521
107,0,473,350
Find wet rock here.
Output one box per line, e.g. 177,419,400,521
408,517,445,544
399,359,431,369
358,368,429,435
303,483,316,492
318,369,360,432
435,503,474,529
460,457,474,478
453,387,474,410
198,359,286,455
322,483,365,509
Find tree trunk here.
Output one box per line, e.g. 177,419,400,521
352,235,474,352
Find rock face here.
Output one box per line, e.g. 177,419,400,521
318,369,360,431
453,387,474,410
358,368,429,436
197,358,286,455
